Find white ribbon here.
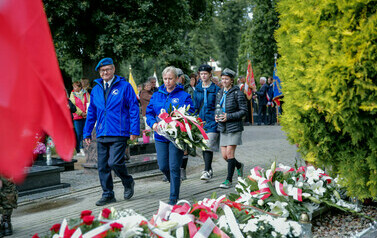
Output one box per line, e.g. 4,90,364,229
222,205,244,238
82,223,111,238
193,218,216,238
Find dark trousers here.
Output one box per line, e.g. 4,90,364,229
97,139,133,198
73,119,86,151
245,99,252,123
155,141,184,200
267,106,276,125
258,104,267,125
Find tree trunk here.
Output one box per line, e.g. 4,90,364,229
82,58,99,82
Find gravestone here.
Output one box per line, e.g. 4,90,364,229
16,165,69,196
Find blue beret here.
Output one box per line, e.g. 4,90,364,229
198,64,212,73
95,57,114,71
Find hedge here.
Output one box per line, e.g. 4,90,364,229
275,0,377,199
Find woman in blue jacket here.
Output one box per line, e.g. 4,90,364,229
146,66,194,205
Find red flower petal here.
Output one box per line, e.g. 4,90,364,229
64,228,76,238
50,223,61,233
139,220,148,226
80,210,92,219
101,208,111,219
32,234,40,238
159,112,170,120
110,222,123,231
83,215,95,225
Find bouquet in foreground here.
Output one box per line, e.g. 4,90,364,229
34,196,302,238
155,105,208,150
233,162,367,222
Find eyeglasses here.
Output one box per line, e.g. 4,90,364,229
99,68,113,74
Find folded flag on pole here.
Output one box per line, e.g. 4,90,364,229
0,0,75,182
245,60,256,100
153,70,160,88
273,61,283,102
129,69,139,99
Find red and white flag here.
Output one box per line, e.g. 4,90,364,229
0,0,75,182
245,60,255,98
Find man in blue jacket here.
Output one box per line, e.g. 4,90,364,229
83,58,140,206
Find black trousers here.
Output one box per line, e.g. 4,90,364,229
267,106,276,125
97,138,133,198
258,104,267,125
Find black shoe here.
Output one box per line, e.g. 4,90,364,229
95,197,116,206
1,215,12,236
124,181,135,200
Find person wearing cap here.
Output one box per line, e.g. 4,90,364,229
215,68,247,189
83,57,140,206
193,64,220,181
146,66,195,205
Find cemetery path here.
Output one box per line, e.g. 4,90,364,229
11,125,298,237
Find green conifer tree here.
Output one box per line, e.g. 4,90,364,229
276,0,377,199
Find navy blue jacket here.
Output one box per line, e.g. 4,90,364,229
83,75,140,139
193,82,220,133
146,85,195,142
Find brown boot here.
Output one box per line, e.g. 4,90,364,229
1,215,12,236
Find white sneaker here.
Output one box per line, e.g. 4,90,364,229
79,149,85,156
200,171,212,180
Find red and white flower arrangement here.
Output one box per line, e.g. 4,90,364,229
233,162,364,222
155,105,209,151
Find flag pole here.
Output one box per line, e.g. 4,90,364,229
247,53,254,125
274,53,279,124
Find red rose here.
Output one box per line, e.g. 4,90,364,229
82,215,95,225
110,222,123,231
32,234,40,238
50,223,61,233
80,210,92,219
101,208,111,218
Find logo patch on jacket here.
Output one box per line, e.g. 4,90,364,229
172,98,179,104
112,89,119,95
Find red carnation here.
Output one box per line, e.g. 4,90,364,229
32,234,40,238
80,210,92,219
110,222,123,231
82,215,95,225
199,210,218,222
139,220,148,226
101,208,111,218
50,223,61,233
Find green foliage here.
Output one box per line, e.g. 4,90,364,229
238,0,278,80
43,0,211,79
276,0,377,199
214,0,249,70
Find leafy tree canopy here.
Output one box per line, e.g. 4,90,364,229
238,0,278,81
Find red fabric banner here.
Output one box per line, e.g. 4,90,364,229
245,60,256,97
0,0,75,182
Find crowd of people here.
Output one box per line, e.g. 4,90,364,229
0,57,281,236
64,57,282,206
